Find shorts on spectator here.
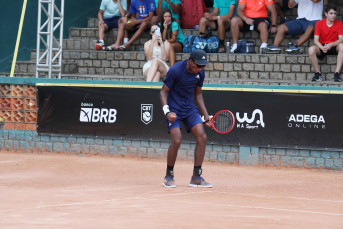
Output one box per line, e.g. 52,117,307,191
282,0,290,10
317,43,338,60
131,23,142,32
104,16,121,30
178,41,184,49
211,19,231,31
241,17,270,32
284,18,318,35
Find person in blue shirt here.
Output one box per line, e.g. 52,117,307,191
106,0,156,51
160,8,185,66
152,0,181,24
198,0,238,53
160,49,212,188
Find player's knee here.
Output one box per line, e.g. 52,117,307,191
172,138,181,147
197,133,207,143
308,46,316,56
307,25,315,32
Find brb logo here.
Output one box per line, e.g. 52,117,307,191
236,109,265,129
80,103,117,123
141,104,153,125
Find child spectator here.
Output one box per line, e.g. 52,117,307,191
105,0,155,51
265,0,323,54
96,0,128,50
309,4,343,82
143,24,170,82
152,0,181,24
230,0,277,53
160,8,184,66
198,0,238,53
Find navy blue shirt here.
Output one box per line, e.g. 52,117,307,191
163,60,205,118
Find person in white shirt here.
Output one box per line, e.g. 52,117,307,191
265,0,323,54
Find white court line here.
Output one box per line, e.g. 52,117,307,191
153,191,212,197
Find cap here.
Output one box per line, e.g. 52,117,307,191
189,49,209,65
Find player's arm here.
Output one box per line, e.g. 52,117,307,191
267,3,277,33
238,4,252,25
160,84,176,122
328,35,343,48
194,85,211,127
288,0,297,8
314,35,325,51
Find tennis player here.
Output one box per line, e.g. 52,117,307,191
160,49,212,188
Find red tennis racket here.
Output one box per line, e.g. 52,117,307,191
208,110,235,134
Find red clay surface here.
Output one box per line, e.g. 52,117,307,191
0,151,343,228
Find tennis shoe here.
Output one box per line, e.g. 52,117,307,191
286,46,303,54
163,176,176,188
311,72,322,81
189,176,212,188
264,45,281,54
95,40,105,50
230,43,237,53
333,72,342,82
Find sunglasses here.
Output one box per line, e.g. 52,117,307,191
192,59,206,69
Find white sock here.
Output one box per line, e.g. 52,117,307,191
124,38,129,44
99,39,104,44
260,43,268,48
232,43,237,47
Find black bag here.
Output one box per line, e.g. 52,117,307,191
234,40,255,53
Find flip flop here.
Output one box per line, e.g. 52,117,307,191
104,46,117,51
117,45,127,51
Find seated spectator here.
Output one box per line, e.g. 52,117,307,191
143,24,170,82
265,0,323,54
105,0,155,51
274,0,289,18
160,8,184,66
152,0,181,24
96,0,128,50
309,4,343,82
230,0,277,53
198,0,238,53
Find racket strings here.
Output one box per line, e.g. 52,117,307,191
214,111,233,133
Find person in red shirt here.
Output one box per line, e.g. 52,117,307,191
230,0,277,53
309,4,343,82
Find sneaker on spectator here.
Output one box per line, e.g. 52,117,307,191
264,45,281,54
333,72,342,82
311,72,322,81
189,176,212,188
95,40,105,50
286,46,303,54
162,176,176,188
230,43,237,53
260,43,268,54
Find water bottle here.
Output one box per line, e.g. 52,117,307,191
288,42,293,49
249,20,254,30
226,42,230,54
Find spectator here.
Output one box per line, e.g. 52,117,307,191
309,4,343,82
105,0,155,51
230,0,277,53
152,0,181,24
160,8,185,66
96,0,128,50
143,24,171,82
198,0,238,53
274,0,289,18
265,0,323,54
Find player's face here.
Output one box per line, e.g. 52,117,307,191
190,60,206,73
326,9,337,21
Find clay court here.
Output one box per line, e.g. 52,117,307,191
0,151,342,228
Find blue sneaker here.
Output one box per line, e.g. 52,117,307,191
189,176,213,188
264,45,281,54
286,46,304,54
163,176,176,188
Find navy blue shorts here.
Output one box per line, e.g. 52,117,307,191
284,18,318,35
165,112,203,133
104,16,121,30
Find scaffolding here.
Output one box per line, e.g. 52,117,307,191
36,0,64,78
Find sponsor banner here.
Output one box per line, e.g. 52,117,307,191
37,86,343,149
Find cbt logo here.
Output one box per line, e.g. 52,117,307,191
236,109,265,129
141,104,153,125
80,108,117,123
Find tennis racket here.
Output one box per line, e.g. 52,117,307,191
208,110,235,134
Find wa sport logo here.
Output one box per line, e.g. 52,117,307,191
141,104,153,125
236,109,265,129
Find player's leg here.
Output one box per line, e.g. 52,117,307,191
217,17,231,53
308,45,322,81
198,17,216,35
230,17,244,52
334,43,343,81
163,118,182,188
184,113,212,188
169,42,182,66
122,21,150,49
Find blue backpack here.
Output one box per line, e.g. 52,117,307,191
183,32,219,53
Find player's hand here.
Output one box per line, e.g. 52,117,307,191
207,14,214,20
326,43,333,51
163,20,169,29
204,116,212,128
167,112,177,122
269,26,277,34
245,18,253,25
322,44,328,53
99,20,104,27
204,12,210,19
